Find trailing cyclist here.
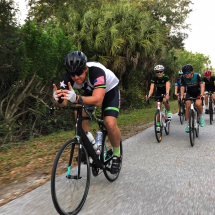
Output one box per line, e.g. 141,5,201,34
202,70,215,114
53,51,121,173
146,65,172,131
180,64,205,132
175,70,186,116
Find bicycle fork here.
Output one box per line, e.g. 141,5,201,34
157,102,166,127
66,136,82,180
192,103,198,129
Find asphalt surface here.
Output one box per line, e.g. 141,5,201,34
1,112,215,215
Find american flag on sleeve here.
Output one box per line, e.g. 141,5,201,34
94,76,105,87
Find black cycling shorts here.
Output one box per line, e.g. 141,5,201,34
82,85,120,118
186,92,201,99
205,88,215,93
155,90,171,102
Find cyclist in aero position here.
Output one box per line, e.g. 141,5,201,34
180,64,205,132
53,51,121,173
146,65,172,131
202,70,215,114
175,70,186,115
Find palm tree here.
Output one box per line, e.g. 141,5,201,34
59,3,165,79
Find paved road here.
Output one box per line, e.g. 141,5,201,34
1,112,215,215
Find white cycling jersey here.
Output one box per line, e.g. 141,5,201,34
60,62,119,93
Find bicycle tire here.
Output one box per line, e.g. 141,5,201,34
154,109,162,142
183,102,187,121
102,139,123,182
189,110,195,147
196,113,199,138
165,120,170,135
164,109,170,135
209,100,213,125
179,103,184,125
51,139,90,215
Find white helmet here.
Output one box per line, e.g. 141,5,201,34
154,65,164,71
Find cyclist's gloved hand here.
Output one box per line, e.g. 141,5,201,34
165,93,169,100
53,84,62,101
62,82,77,103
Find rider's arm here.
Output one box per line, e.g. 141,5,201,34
180,76,185,99
175,85,178,95
198,74,204,96
77,88,105,107
166,81,170,94
200,81,204,96
174,79,178,95
180,86,185,99
148,83,154,97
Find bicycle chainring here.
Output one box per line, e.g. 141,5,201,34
92,162,99,177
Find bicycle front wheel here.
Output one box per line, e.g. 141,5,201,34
165,120,170,135
209,100,213,125
189,110,195,147
154,109,162,142
102,139,123,182
179,103,185,124
51,139,90,215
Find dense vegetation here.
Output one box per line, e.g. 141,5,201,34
0,0,212,145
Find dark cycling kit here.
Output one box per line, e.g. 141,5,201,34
151,74,170,102
203,76,215,92
58,62,120,118
181,73,203,98
175,77,186,93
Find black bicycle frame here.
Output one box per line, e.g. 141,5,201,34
208,91,213,103
76,106,103,169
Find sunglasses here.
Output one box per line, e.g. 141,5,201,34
71,69,84,77
184,71,191,75
156,71,163,74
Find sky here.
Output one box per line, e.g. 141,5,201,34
184,0,215,68
14,0,215,68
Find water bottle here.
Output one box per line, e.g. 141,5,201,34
95,130,103,155
86,132,98,151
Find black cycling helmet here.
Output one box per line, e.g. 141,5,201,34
64,51,87,75
182,64,193,74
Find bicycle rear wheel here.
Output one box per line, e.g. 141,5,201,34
196,113,199,138
165,120,170,135
189,110,195,147
51,139,90,215
164,109,170,135
154,109,162,142
102,139,123,182
209,100,213,125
